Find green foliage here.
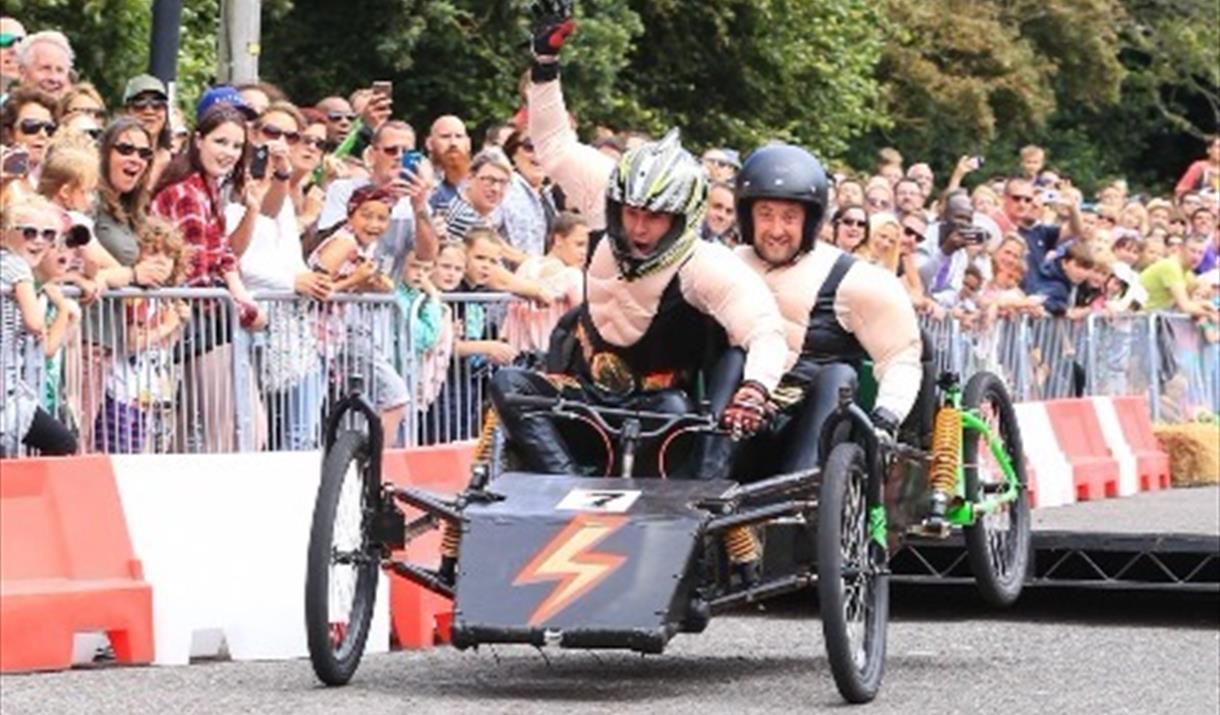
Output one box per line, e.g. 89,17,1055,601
8,0,1213,189
5,0,151,106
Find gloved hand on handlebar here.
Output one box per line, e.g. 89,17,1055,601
870,406,900,445
722,381,774,441
530,0,576,58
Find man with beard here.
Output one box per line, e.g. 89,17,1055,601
427,114,472,212
318,120,439,276
729,144,927,511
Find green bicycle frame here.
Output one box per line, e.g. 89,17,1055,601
940,384,1022,527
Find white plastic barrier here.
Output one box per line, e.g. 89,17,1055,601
1012,402,1076,508
1091,397,1141,497
112,451,390,665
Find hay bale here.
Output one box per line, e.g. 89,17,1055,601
1153,423,1220,487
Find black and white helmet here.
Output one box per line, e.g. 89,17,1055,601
605,128,708,277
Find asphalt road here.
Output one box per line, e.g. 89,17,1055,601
2,586,1216,715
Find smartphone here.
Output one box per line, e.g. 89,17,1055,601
250,145,269,180
968,155,985,171
2,148,29,176
371,80,392,99
400,149,423,179
1043,189,1061,204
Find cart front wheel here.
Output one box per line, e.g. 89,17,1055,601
962,371,1031,608
817,442,889,704
305,429,381,685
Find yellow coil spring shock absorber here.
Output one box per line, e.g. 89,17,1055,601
473,407,501,464
724,525,759,565
930,406,962,494
440,519,462,560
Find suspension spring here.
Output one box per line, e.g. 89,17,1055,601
724,525,759,564
929,406,961,494
473,408,501,463
440,520,462,559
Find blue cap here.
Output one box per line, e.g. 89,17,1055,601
195,85,256,122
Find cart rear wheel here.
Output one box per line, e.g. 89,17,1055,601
817,442,888,704
306,430,381,685
962,371,1031,607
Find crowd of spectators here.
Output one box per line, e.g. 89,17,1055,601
1,15,1218,456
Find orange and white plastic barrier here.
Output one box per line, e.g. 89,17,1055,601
1013,396,1169,509
0,456,154,673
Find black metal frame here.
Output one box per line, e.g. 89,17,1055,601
318,387,898,648
891,532,1220,593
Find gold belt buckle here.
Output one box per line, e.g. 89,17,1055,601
590,352,635,396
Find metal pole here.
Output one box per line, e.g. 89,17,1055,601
1147,313,1162,422
218,0,262,84
149,0,183,114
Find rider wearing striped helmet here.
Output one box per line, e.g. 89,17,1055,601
489,25,789,477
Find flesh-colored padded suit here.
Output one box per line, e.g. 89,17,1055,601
735,244,923,421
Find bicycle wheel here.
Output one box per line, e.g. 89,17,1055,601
962,371,1031,607
306,429,381,685
817,442,888,704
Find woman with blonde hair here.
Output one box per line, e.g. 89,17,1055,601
857,211,901,272
54,83,107,124
1119,201,1150,237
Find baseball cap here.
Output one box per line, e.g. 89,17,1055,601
195,85,257,122
123,74,168,104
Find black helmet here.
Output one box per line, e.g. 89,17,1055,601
735,144,829,256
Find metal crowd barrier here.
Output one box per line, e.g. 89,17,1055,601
5,280,1216,459
918,311,1219,422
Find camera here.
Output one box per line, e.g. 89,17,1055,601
954,223,988,245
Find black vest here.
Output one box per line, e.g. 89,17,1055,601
787,252,867,385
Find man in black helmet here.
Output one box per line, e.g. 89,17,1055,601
730,144,925,483
488,0,789,478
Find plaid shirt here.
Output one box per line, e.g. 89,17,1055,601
151,173,237,286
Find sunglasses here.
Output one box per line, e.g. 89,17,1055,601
300,135,326,150
0,33,23,49
17,118,57,136
127,96,167,111
1008,194,1035,204
839,217,867,228
68,107,107,120
327,112,357,123
259,124,301,144
379,144,408,156
903,226,925,239
113,142,155,161
11,224,59,242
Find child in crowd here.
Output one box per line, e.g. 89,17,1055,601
34,233,83,431
1,196,78,456
396,247,453,413
502,212,589,364
95,218,193,453
308,184,408,444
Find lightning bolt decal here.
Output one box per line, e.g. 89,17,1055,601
513,513,629,626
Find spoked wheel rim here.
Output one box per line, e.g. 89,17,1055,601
839,462,874,669
970,397,1018,583
326,453,375,660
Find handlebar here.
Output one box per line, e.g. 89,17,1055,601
503,394,721,440
501,393,724,478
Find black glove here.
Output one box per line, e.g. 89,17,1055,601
530,0,576,57
870,406,901,442
722,381,774,441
